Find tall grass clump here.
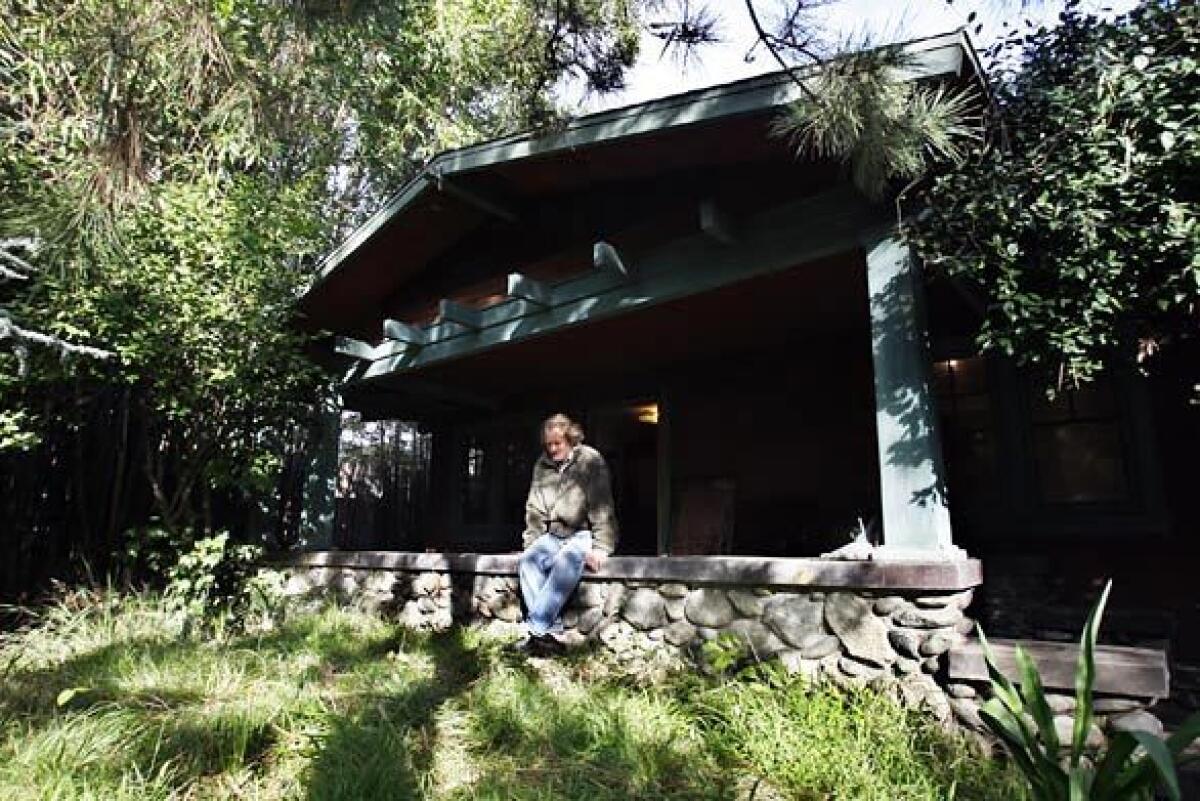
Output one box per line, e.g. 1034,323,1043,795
1,585,1026,800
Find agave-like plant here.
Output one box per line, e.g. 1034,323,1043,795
977,580,1200,800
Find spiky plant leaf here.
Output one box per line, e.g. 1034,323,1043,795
1124,732,1181,801
1090,730,1139,800
1072,580,1111,767
1108,713,1200,800
1015,644,1060,755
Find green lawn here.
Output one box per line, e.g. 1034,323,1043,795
0,590,1025,800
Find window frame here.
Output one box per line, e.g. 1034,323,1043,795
930,345,1170,540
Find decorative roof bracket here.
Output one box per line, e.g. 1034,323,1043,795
593,241,630,279
506,272,552,307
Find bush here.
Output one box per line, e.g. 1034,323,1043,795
978,580,1200,800
118,524,180,587
165,533,285,634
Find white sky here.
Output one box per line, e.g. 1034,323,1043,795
559,0,1137,113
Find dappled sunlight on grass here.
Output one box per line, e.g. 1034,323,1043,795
0,590,1025,800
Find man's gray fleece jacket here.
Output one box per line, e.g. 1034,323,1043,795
521,444,619,555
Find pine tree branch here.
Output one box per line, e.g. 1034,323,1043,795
743,0,820,103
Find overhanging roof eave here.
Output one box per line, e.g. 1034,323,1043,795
301,29,978,306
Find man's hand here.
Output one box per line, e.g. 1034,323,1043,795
584,548,607,573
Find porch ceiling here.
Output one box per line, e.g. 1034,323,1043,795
343,247,869,418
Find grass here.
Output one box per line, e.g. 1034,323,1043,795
0,588,1027,800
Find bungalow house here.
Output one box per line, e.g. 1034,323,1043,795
291,31,1195,726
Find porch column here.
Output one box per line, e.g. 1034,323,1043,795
863,230,964,560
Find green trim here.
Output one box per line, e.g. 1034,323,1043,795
302,31,975,300
862,229,962,559
437,299,483,330
344,184,881,387
383,319,431,346
699,199,736,244
657,388,672,556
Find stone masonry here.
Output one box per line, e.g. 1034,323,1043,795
283,564,980,725
281,557,1167,753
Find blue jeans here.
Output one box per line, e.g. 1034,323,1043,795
518,531,591,636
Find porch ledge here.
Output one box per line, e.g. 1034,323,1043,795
276,551,982,591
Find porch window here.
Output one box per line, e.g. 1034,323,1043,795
461,436,490,524
502,436,536,528
932,356,998,506
1030,377,1129,504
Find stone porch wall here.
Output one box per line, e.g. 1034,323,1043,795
277,551,1165,747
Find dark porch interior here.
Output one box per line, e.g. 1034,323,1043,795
339,249,880,557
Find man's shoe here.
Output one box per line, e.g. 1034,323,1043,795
532,633,567,656
510,633,566,657
508,634,540,655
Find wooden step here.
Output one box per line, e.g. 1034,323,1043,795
948,638,1169,699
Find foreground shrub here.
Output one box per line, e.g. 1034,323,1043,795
165,533,286,634
978,580,1200,801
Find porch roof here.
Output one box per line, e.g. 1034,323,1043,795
298,30,982,336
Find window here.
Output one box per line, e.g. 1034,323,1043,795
932,357,998,506
1030,377,1129,504
502,433,536,526
461,436,490,523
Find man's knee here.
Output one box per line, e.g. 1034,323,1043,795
518,548,538,570
560,543,588,567
519,539,553,571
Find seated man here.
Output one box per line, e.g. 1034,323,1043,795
516,413,617,655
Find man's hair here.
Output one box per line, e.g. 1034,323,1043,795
542,413,584,446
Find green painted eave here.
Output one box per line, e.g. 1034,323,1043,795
301,29,980,305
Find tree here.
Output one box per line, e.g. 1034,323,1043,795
0,0,643,586
905,1,1199,395
647,0,983,199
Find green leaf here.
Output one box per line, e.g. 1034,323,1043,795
1015,645,1060,755
56,686,89,707
1163,711,1200,757
1127,731,1181,800
1072,580,1111,766
1091,731,1139,800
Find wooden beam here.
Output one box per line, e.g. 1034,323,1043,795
347,185,880,384
699,199,736,244
438,299,483,330
432,171,517,223
346,377,499,418
382,318,430,346
506,272,552,307
593,241,629,278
